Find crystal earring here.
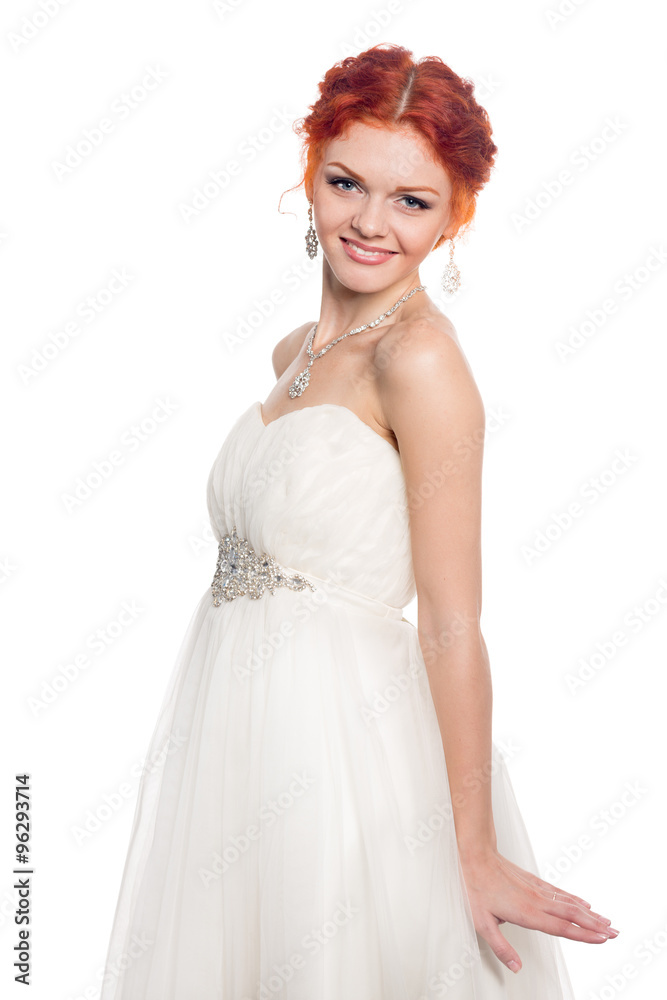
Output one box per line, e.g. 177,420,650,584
305,202,318,259
441,237,461,294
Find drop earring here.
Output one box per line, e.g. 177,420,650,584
305,202,318,259
441,237,461,294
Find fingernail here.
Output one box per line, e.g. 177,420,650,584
507,960,521,973
608,928,620,936
595,932,609,940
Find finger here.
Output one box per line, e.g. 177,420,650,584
478,922,522,974
492,858,613,935
537,882,593,910
506,904,615,944
496,858,592,909
540,886,593,909
545,920,613,945
547,899,615,935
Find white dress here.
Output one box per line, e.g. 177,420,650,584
100,399,575,999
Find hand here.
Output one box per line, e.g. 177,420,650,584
459,848,619,974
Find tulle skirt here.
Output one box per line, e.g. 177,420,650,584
100,579,574,999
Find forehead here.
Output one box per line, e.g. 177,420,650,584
321,120,450,191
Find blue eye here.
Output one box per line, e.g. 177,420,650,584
400,195,429,211
326,177,430,210
327,177,357,192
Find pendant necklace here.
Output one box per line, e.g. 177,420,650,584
287,285,426,398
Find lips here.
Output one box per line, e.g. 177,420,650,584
342,237,397,254
340,237,397,264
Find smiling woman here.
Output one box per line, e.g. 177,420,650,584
288,43,497,245
99,42,616,1000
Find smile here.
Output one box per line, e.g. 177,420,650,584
340,237,397,265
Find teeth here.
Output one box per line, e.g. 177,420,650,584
346,240,392,257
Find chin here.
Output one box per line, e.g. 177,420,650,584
330,268,401,294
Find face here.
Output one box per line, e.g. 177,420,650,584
309,120,455,293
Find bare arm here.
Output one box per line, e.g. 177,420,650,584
380,319,494,856
378,318,617,973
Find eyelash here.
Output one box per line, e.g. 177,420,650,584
325,176,430,211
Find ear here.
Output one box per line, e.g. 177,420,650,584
432,224,456,252
440,211,463,244
439,218,464,247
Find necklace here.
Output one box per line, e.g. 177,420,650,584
287,285,426,398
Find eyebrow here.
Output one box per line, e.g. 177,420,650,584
325,161,441,196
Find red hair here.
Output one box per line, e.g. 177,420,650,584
283,43,498,249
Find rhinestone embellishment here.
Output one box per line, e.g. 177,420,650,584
288,370,311,398
211,525,316,607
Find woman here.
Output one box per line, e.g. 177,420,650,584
101,43,617,998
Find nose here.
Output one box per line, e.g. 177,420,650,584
351,197,389,240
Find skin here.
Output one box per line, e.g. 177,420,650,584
262,120,618,975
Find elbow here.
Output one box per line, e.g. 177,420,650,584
416,608,487,667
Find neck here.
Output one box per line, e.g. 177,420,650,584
313,263,425,348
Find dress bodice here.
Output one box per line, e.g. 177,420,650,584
206,401,416,609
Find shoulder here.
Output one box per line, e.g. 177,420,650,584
271,322,313,379
375,313,485,445
377,316,486,635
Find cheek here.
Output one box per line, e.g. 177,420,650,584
317,205,347,236
390,210,438,241
398,227,436,257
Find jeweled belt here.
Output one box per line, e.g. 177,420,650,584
210,525,407,622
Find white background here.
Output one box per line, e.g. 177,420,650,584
1,0,666,997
